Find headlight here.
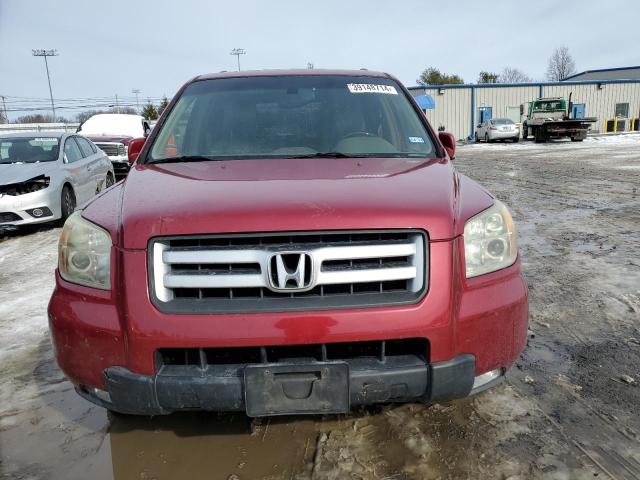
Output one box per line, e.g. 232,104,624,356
0,175,50,196
464,200,517,278
58,212,111,289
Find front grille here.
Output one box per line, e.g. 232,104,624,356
149,230,428,313
96,143,125,157
0,212,22,224
157,338,429,371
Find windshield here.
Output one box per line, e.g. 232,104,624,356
149,75,435,162
491,119,514,125
0,136,60,164
534,100,565,112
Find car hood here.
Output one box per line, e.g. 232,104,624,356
84,157,494,249
0,161,58,185
83,135,133,145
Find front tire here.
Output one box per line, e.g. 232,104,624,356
513,136,520,143
60,185,76,222
105,173,115,188
534,126,548,143
485,133,490,143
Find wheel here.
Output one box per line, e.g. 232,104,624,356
513,136,520,143
475,132,480,142
570,137,584,142
485,133,490,143
105,173,115,188
60,185,76,221
534,127,547,143
522,124,528,140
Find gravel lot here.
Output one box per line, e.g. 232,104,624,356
1,134,639,480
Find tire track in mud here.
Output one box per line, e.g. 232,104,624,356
457,137,640,480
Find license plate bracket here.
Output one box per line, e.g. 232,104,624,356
244,362,350,417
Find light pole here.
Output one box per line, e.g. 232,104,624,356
230,48,246,72
132,89,141,112
32,49,58,122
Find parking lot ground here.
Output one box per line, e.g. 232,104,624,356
1,134,639,480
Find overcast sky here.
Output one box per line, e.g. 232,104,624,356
1,0,639,120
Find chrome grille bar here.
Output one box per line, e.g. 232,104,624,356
149,230,428,312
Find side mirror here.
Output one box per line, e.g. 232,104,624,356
128,137,146,164
438,132,456,160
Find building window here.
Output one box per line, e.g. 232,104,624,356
615,103,629,118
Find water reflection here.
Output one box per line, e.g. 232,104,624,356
109,412,319,479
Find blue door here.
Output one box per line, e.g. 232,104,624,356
572,103,585,119
479,107,493,124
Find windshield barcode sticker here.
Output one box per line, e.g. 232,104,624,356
408,137,425,143
347,84,398,95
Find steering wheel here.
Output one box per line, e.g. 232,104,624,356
340,131,375,140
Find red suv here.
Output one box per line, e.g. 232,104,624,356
48,70,528,417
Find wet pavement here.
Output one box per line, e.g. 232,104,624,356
1,135,639,479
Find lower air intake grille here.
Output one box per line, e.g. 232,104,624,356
149,230,428,313
0,212,22,224
157,338,429,371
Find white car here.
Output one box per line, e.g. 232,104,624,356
77,114,151,178
475,118,520,143
0,132,114,227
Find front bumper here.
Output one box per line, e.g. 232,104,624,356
0,187,61,226
49,239,528,415
108,156,130,176
76,354,498,416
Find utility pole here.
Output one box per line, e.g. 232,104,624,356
0,96,7,123
132,89,141,112
32,49,58,122
115,94,120,114
229,48,246,71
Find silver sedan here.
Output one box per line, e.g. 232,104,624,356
475,118,520,143
0,131,114,227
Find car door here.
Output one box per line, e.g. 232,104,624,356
62,136,92,204
76,136,105,193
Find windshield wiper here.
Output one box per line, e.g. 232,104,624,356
150,155,214,164
288,152,367,159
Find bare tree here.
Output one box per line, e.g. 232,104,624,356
15,113,69,123
500,67,532,83
546,46,576,81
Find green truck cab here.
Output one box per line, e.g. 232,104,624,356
522,96,596,143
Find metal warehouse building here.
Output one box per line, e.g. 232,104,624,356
408,66,640,140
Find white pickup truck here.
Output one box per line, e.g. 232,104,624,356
78,114,150,178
